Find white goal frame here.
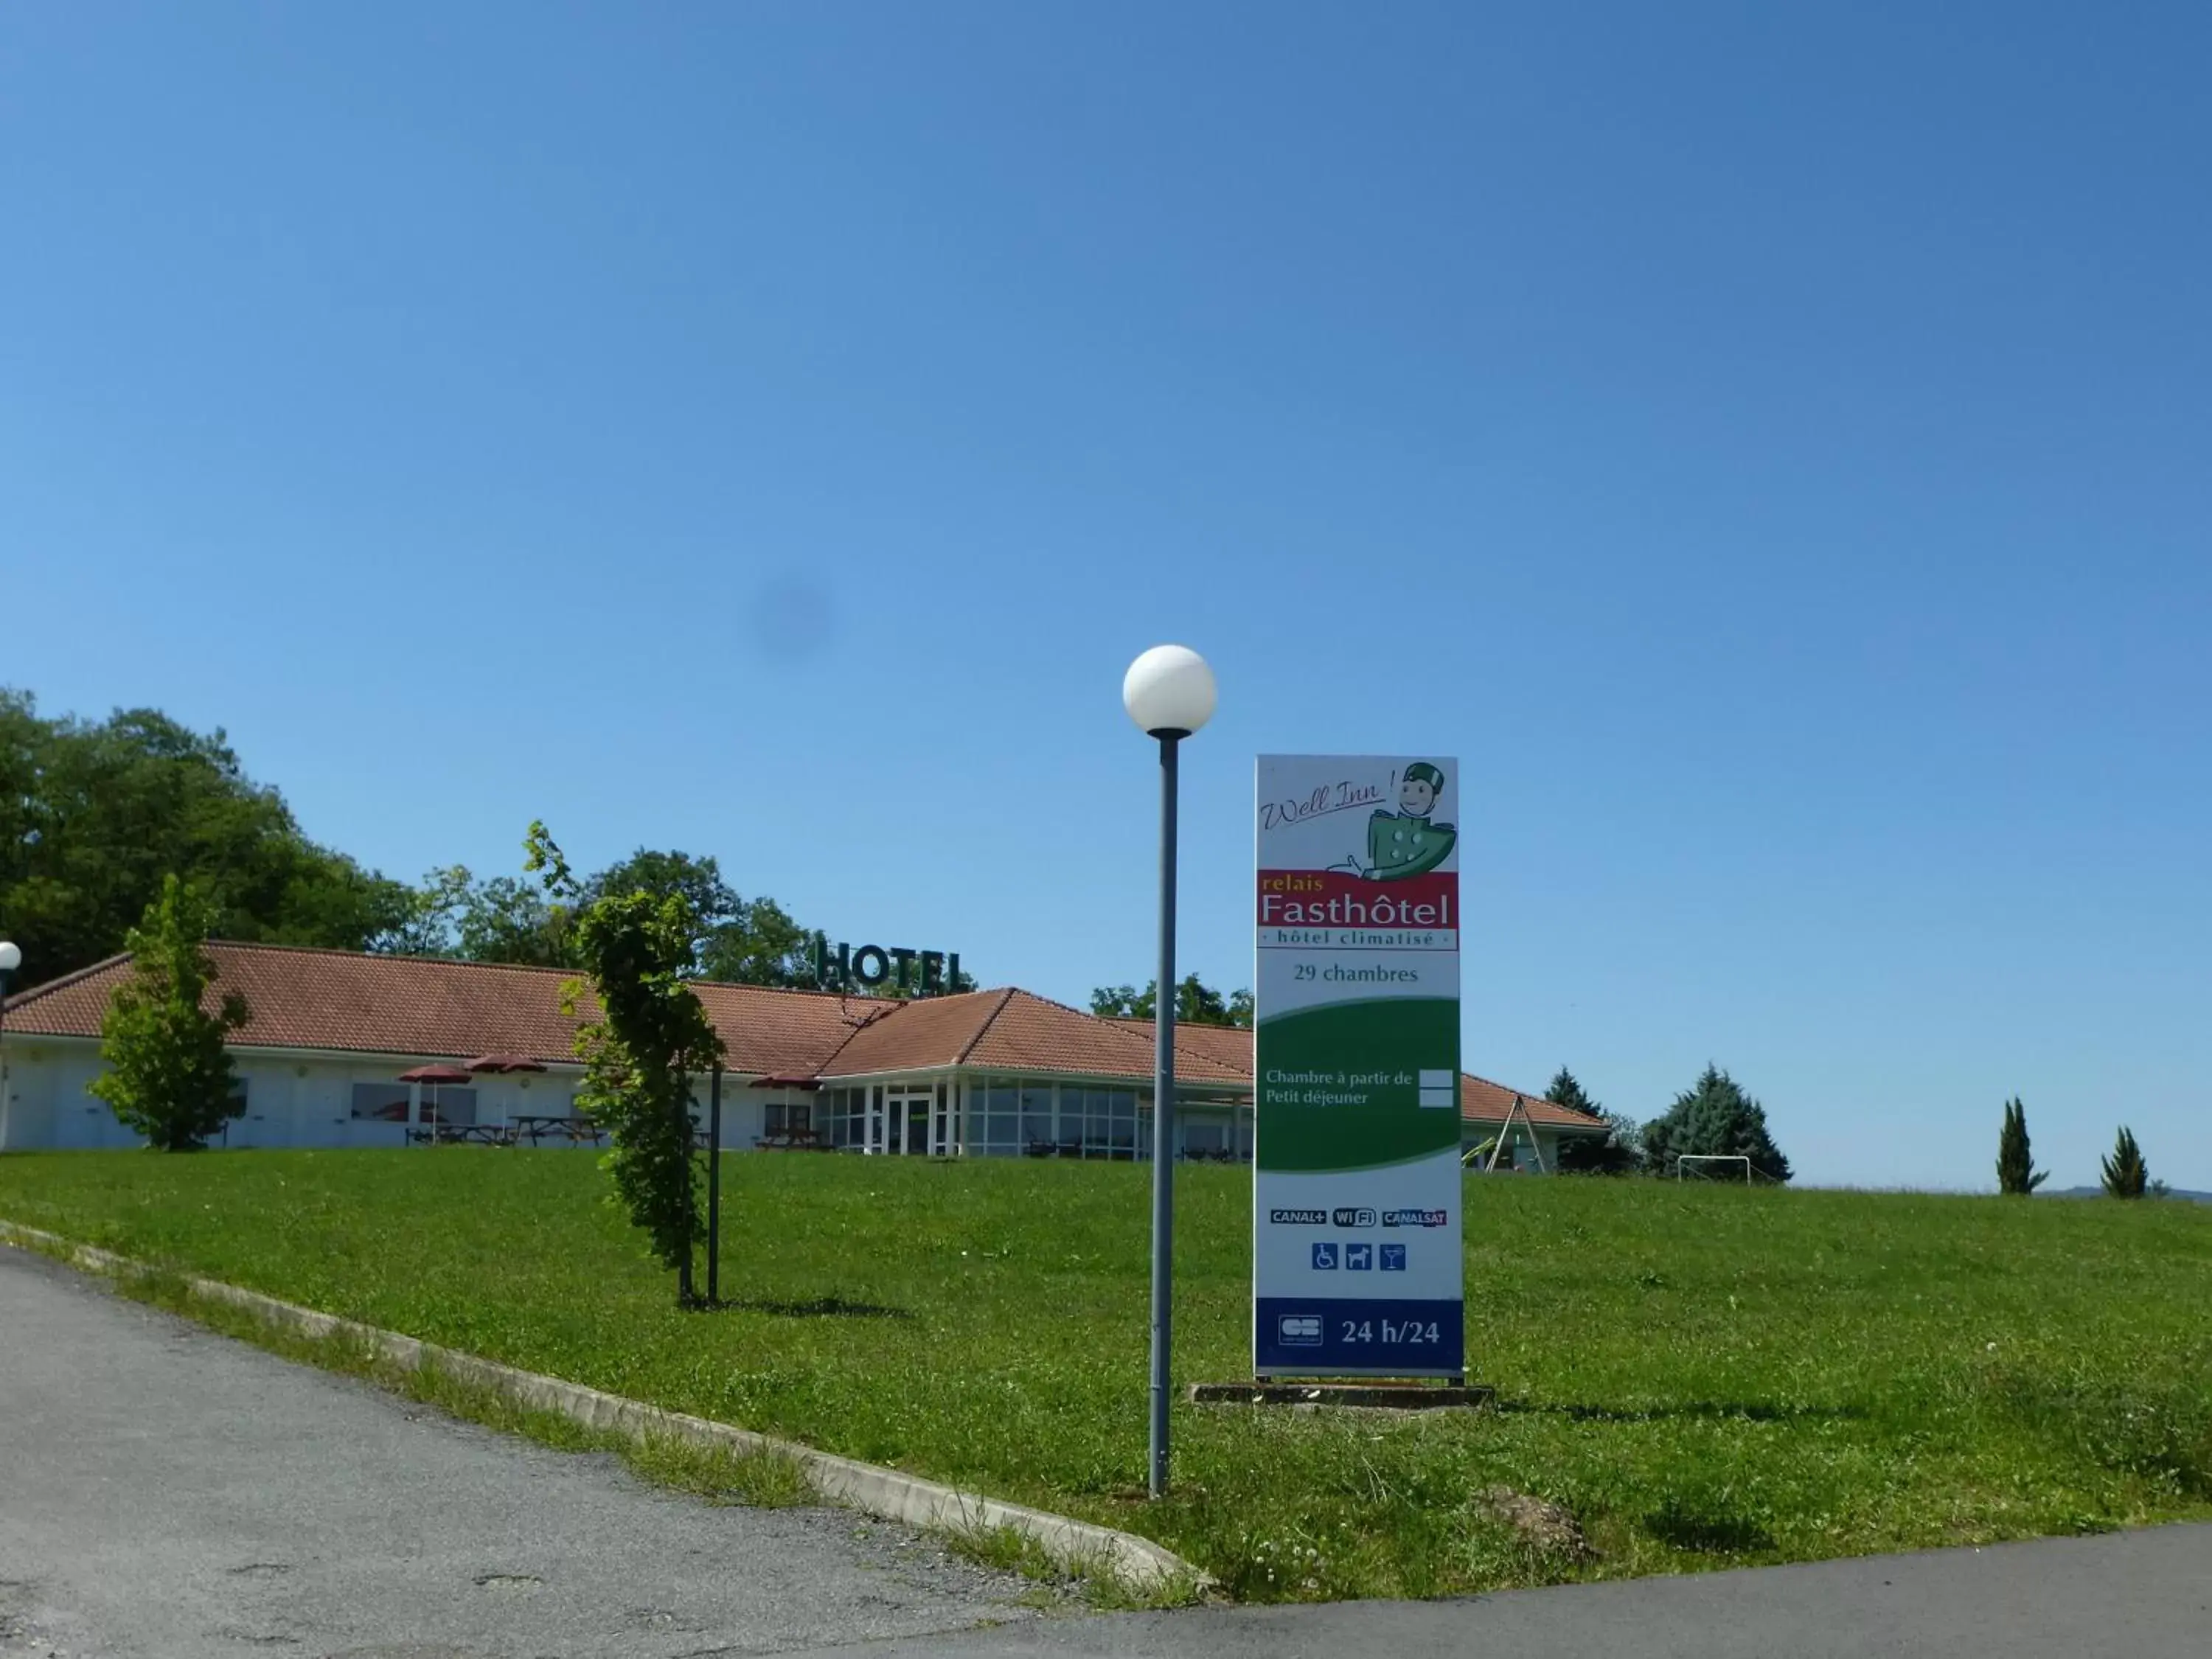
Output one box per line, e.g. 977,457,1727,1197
1676,1155,1754,1184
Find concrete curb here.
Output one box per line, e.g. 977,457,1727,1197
0,1220,1204,1596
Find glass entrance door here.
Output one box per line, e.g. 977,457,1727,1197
886,1088,933,1155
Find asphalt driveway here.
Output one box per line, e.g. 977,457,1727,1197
0,1244,1043,1659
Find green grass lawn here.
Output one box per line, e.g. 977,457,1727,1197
4,1150,2209,1601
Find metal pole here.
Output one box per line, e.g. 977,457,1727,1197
0,972,10,1153
707,1063,723,1307
1149,732,1180,1500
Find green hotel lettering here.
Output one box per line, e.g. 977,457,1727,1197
814,933,961,995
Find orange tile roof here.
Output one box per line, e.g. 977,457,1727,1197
1459,1071,1609,1131
967,992,1243,1085
4,944,888,1078
821,987,1016,1077
3,944,1604,1130
1107,1017,1261,1081
817,987,1253,1084
4,945,596,1063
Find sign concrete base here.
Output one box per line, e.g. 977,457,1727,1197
1189,1380,1493,1410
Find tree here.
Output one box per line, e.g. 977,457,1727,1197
1996,1096,2048,1195
527,824,724,1304
378,865,476,957
1090,975,1254,1029
387,841,833,987
578,849,846,987
700,896,819,986
2101,1127,2149,1200
88,876,251,1151
1547,1066,1643,1175
1543,1067,1601,1118
454,874,574,967
1641,1065,1792,1183
0,689,414,981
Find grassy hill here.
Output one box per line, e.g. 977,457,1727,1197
3,1151,2208,1601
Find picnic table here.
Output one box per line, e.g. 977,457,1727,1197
406,1123,517,1147
510,1113,605,1146
754,1127,823,1150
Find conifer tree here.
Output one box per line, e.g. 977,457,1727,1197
1996,1096,2048,1195
2101,1126,2149,1199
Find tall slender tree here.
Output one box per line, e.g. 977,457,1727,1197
527,824,725,1304
2101,1126,2149,1199
1995,1096,2048,1194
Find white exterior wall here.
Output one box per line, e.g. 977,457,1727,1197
693,1083,807,1150
4,1038,123,1150
0,1037,827,1155
0,1038,596,1153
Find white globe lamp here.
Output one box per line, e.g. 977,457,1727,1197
1122,644,1217,738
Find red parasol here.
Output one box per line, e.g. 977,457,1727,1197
397,1063,475,1085
397,1062,474,1128
465,1054,549,1075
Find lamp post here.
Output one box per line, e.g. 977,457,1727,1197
1121,644,1217,1500
0,940,20,1153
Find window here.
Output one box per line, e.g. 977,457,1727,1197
984,1080,1019,1155
1020,1084,1054,1152
348,1083,476,1124
823,1086,883,1151
1184,1121,1225,1155
350,1083,409,1122
432,1088,478,1126
1107,1090,1137,1156
937,1079,1179,1160
766,1100,813,1135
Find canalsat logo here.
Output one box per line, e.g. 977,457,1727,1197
1382,1208,1449,1228
1268,1208,1329,1225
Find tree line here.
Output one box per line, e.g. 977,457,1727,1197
0,690,924,992
1546,1071,2164,1197
1090,975,1253,1029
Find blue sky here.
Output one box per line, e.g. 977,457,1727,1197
5,3,2207,1191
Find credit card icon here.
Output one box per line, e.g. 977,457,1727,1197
1276,1315,1324,1347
